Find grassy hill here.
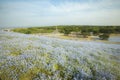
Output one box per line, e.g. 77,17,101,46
0,31,120,80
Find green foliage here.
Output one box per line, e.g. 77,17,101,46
25,31,31,34
53,63,64,71
12,27,55,34
10,49,22,56
99,33,110,40
63,28,71,35
12,26,120,35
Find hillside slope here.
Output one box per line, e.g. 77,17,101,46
0,31,120,80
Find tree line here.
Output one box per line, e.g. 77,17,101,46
12,25,120,35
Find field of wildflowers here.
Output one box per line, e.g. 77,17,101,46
0,31,120,80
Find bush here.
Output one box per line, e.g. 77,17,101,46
25,31,31,34
99,33,110,40
63,28,71,35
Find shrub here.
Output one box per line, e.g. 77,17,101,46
25,31,31,34
99,33,110,40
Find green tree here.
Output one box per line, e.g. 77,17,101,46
99,33,110,40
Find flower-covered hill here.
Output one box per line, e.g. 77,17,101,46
0,31,120,80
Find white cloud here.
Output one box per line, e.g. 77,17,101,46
0,0,120,27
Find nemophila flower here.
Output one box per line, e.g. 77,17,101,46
0,31,120,80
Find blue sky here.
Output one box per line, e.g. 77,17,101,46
0,0,120,27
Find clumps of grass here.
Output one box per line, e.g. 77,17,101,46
10,44,34,56
0,72,12,80
41,53,53,65
26,45,33,50
108,61,120,80
0,64,25,80
20,67,49,80
73,70,91,80
53,63,62,71
10,50,22,56
87,53,120,80
0,35,13,40
52,63,68,79
109,55,120,61
20,67,54,80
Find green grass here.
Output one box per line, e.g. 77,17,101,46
12,27,55,34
